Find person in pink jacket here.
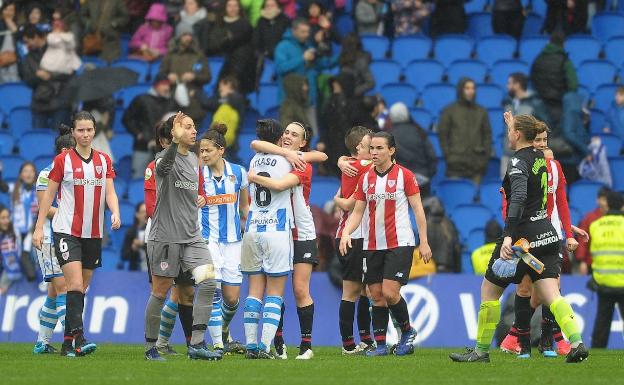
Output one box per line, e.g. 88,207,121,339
129,3,173,61
278,0,297,19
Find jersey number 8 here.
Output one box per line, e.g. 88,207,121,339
254,172,272,207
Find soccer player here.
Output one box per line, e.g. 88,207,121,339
198,123,249,354
241,119,294,359
249,122,328,359
339,131,432,357
143,112,220,361
449,113,589,363
32,124,75,354
33,111,121,357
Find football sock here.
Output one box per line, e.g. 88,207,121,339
514,294,532,331
297,303,314,353
371,306,389,347
357,296,373,344
517,327,531,352
66,291,85,335
274,302,286,348
144,294,165,351
221,298,239,335
155,299,178,348
190,279,216,346
388,297,412,333
339,300,356,350
178,304,194,346
475,300,500,353
541,304,556,342
508,325,519,337
243,296,262,350
208,289,223,347
37,296,58,344
260,295,283,352
56,293,66,329
63,302,72,347
550,297,582,346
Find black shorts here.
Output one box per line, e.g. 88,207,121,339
53,233,102,270
484,221,561,288
293,239,319,265
145,241,195,286
336,238,364,282
363,246,414,286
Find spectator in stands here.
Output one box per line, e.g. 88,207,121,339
279,0,297,19
0,204,21,294
280,73,309,128
491,0,524,39
120,202,148,271
80,0,129,62
543,0,588,35
253,0,290,60
472,219,502,275
84,97,116,162
199,75,246,144
355,0,385,35
305,1,340,57
124,0,152,33
423,197,461,273
241,0,264,26
158,29,211,122
0,1,19,83
389,102,437,196
175,0,207,38
576,186,611,275
605,86,624,140
438,77,492,184
338,33,374,97
391,0,432,36
429,0,466,37
123,74,177,178
351,94,382,132
0,161,9,193
39,18,81,75
51,2,81,46
9,162,39,279
16,3,51,42
20,25,72,129
129,3,173,62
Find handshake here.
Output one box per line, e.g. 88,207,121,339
492,238,545,278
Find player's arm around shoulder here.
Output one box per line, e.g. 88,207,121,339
247,168,300,192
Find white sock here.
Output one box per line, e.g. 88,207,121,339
260,296,283,352
208,289,223,347
37,296,58,344
243,296,262,350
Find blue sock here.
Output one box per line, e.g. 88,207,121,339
37,296,58,344
156,299,178,347
56,294,66,329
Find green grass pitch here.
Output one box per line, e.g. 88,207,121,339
3,344,624,385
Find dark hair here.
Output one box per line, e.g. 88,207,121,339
598,186,612,199
509,72,528,91
513,115,549,142
262,0,281,10
12,161,36,204
256,119,283,144
217,0,247,24
292,17,309,30
0,204,16,241
202,122,228,149
154,117,174,151
606,191,624,212
134,202,145,226
371,131,396,160
56,124,76,154
287,122,313,151
219,74,239,91
21,24,45,39
617,86,624,95
344,126,372,156
0,1,15,13
72,110,96,127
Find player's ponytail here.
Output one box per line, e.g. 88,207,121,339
55,123,76,154
202,122,228,149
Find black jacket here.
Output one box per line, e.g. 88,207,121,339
253,12,290,59
392,122,438,180
122,90,176,151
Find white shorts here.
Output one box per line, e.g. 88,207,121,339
241,231,293,276
206,240,243,285
36,243,63,282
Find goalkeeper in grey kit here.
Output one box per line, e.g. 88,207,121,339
143,112,220,361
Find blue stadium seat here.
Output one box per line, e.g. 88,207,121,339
335,13,354,37
265,105,280,120
434,34,474,67
436,179,477,211
148,59,161,82
116,84,151,108
309,176,340,208
461,251,474,273
485,157,502,180
421,83,456,117
0,82,32,115
110,133,134,160
565,35,602,68
589,108,606,134
0,155,26,179
521,12,544,37
19,130,56,160
111,59,150,83
241,109,260,134
101,247,120,271
569,180,606,214
427,132,443,157
404,59,445,92
113,106,126,133
254,83,279,115
369,60,402,92
488,107,505,139
431,158,446,190
33,155,54,173
605,37,624,67
489,60,529,88
476,84,504,109
115,155,133,181
479,179,503,215
361,35,390,60
391,35,432,68
447,60,488,84
7,107,32,138
410,108,433,129
593,84,620,112
466,12,494,39
237,133,256,166
592,12,624,43
595,133,622,157
381,83,418,107
518,36,549,65
531,0,548,16
119,201,137,227
465,0,489,13
577,85,592,107
205,57,224,92
260,59,275,83
475,35,516,67
577,60,618,92
114,178,128,200
492,134,504,158
127,178,145,206
120,33,131,59
610,157,624,192
569,206,582,227
466,228,485,252
0,132,14,155
450,204,494,242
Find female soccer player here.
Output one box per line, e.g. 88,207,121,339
339,131,432,357
449,114,588,363
198,123,249,354
33,124,75,354
33,111,121,357
248,121,327,359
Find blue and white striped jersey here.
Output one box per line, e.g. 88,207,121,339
36,163,55,244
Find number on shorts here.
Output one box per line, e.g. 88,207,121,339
254,172,272,207
59,238,68,253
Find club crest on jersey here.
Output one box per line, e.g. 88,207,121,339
144,167,153,181
161,262,168,270
388,180,396,188
96,166,102,174
229,175,237,183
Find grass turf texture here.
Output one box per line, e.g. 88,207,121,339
3,344,624,385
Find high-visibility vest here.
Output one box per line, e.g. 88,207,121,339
590,214,624,288
472,243,496,276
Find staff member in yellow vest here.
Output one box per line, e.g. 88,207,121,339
472,221,502,275
589,190,624,348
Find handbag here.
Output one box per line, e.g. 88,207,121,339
0,51,17,67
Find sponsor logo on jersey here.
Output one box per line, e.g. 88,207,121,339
532,158,547,175
303,253,311,259
73,178,104,186
511,158,520,166
205,193,237,206
530,230,559,248
368,192,397,201
174,180,198,190
530,210,548,221
38,175,48,185
248,217,280,226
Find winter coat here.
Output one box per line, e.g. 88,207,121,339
392,0,432,36
129,4,174,58
356,1,382,35
241,0,264,27
606,102,624,140
543,0,588,35
278,0,297,19
531,43,578,105
438,78,492,179
175,7,207,38
40,32,82,75
280,73,310,128
122,88,177,151
254,10,290,59
502,90,550,157
424,197,461,273
81,0,129,62
429,0,466,37
392,121,438,180
340,51,375,97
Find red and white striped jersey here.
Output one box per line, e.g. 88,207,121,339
353,164,419,250
546,158,573,239
335,158,372,239
291,163,316,241
48,148,115,239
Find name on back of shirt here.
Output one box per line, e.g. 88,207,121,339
253,157,278,168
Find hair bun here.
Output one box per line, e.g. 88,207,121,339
59,123,72,136
210,122,228,135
